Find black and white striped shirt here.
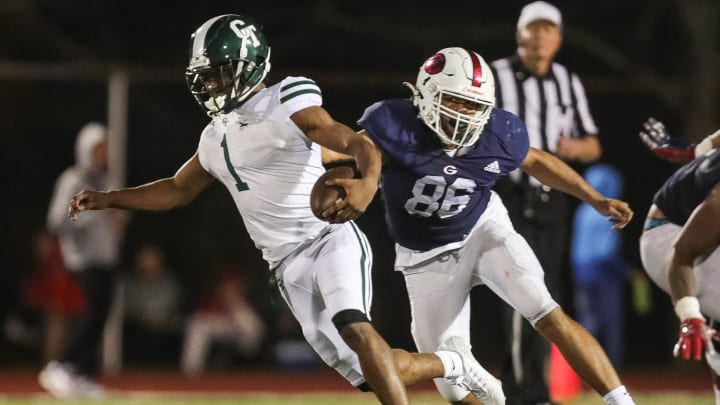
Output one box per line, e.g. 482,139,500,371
491,54,597,185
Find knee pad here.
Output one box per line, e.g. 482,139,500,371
332,309,370,332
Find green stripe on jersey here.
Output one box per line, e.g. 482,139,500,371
280,79,321,104
348,222,369,314
280,79,317,92
280,88,322,104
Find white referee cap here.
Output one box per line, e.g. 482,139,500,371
517,1,562,32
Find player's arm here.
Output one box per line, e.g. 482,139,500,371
69,152,214,220
669,182,720,301
669,184,720,361
292,106,381,221
322,132,388,167
702,129,720,152
321,146,353,165
639,118,720,164
519,147,633,230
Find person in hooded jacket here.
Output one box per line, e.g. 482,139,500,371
39,122,124,400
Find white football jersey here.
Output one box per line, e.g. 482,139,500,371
197,76,330,268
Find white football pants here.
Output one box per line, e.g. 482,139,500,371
274,221,372,387
640,221,720,320
397,191,558,401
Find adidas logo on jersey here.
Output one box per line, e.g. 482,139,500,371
483,160,500,173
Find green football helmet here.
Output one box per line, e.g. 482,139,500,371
185,15,271,115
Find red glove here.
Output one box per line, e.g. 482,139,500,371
674,318,710,360
639,117,695,164
650,146,695,165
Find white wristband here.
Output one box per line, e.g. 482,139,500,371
674,296,704,321
695,137,714,157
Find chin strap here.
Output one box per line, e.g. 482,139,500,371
204,96,224,116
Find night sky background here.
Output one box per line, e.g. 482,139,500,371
1,0,718,371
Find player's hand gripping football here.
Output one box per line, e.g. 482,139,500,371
639,117,695,164
322,176,377,223
673,318,714,361
68,190,110,221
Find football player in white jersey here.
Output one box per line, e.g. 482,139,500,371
67,14,505,405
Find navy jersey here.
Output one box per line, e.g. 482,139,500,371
358,99,530,251
653,148,720,225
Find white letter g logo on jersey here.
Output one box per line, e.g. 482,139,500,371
443,165,457,175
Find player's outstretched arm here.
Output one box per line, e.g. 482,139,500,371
292,106,381,222
69,152,214,220
639,117,695,164
520,147,633,230
639,117,720,164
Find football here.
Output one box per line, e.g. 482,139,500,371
310,166,356,221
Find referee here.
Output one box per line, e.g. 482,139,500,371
490,2,600,405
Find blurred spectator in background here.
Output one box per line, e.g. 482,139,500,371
272,304,320,372
490,2,601,404
38,122,125,400
122,243,184,366
181,264,266,375
571,164,648,368
6,229,86,362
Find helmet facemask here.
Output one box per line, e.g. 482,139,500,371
427,88,493,147
411,48,496,147
185,51,270,115
186,62,236,114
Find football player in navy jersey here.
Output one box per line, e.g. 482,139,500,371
350,47,637,405
639,119,720,404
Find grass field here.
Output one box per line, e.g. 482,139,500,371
0,391,712,405
0,366,711,404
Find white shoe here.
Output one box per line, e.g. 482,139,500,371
439,336,506,405
73,375,107,400
38,361,77,399
39,361,107,400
